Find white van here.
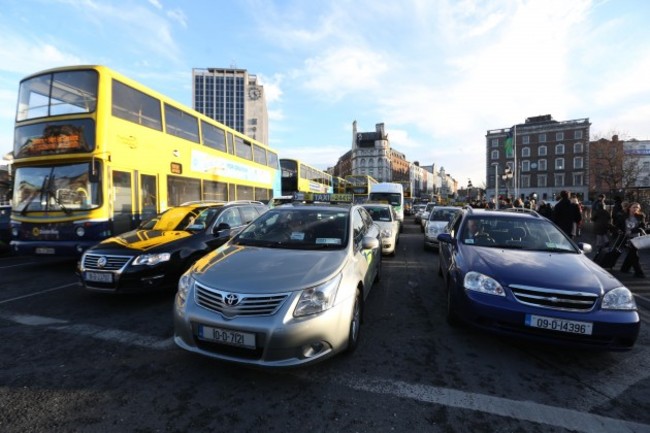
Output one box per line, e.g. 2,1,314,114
369,182,404,231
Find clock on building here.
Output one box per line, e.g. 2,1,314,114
249,87,261,100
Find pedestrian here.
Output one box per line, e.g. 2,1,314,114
590,195,612,249
615,202,646,278
537,200,553,219
552,190,582,238
570,196,584,237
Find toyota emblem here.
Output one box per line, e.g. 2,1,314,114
224,293,240,306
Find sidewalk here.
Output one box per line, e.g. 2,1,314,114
579,222,650,310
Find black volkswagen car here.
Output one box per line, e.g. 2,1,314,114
78,201,267,293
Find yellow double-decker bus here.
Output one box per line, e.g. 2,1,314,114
10,65,281,256
332,176,349,194
280,158,333,195
344,174,378,203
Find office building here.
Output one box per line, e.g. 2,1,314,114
192,68,269,145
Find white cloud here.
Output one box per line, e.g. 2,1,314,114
300,47,389,102
167,8,188,28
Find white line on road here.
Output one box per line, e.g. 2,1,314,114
0,282,79,305
2,311,649,432
336,375,650,433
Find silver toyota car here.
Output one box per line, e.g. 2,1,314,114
173,202,382,367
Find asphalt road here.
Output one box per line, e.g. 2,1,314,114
1,222,649,433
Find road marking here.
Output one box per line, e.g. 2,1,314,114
2,310,649,432
0,282,79,305
0,262,39,269
336,375,650,433
0,311,174,350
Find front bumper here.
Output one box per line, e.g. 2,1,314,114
174,289,356,367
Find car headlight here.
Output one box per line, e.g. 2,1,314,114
602,287,637,310
294,274,342,317
380,228,392,238
176,272,194,310
427,225,441,236
132,252,171,266
464,271,505,296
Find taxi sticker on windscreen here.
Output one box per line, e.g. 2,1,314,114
290,232,305,241
316,238,341,245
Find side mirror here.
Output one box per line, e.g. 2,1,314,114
437,233,454,244
577,242,592,254
213,222,231,235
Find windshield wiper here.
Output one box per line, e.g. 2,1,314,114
45,174,71,215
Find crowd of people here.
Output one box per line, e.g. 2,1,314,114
468,191,647,278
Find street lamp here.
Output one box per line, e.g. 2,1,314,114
501,166,513,199
467,179,473,203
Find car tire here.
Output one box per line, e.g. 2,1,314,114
346,288,362,353
446,280,461,327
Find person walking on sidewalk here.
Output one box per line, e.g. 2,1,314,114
615,202,647,278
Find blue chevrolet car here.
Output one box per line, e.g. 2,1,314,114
437,207,640,351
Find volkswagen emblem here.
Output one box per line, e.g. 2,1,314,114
97,256,107,268
224,293,240,306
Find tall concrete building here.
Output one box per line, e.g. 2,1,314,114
486,114,590,202
192,68,269,145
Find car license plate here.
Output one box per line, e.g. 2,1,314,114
525,314,593,335
198,324,256,349
84,271,113,283
35,247,55,255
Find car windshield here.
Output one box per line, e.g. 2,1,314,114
148,206,211,231
235,208,349,250
363,206,392,222
460,216,578,252
430,208,458,222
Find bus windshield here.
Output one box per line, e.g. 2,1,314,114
13,163,101,214
369,192,401,206
17,70,98,121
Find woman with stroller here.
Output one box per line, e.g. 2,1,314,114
615,202,647,278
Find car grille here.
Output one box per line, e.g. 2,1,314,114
195,283,289,318
510,285,598,311
82,254,132,271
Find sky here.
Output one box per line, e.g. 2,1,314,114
1,0,650,188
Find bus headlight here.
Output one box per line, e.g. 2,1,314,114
75,226,86,237
133,253,171,266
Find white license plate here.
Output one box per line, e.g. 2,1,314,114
525,314,593,335
35,247,55,255
198,324,256,349
84,271,113,283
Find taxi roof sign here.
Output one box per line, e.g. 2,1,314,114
292,192,353,203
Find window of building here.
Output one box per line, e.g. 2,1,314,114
573,156,583,169
520,175,530,188
555,143,565,155
574,130,583,139
537,174,547,188
643,161,650,172
554,173,565,187
573,142,583,153
573,173,584,186
538,159,547,171
522,160,530,172
539,133,546,143
539,145,547,156
522,147,530,157
491,150,499,159
522,135,530,144
555,158,564,170
491,138,499,147
556,132,564,141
